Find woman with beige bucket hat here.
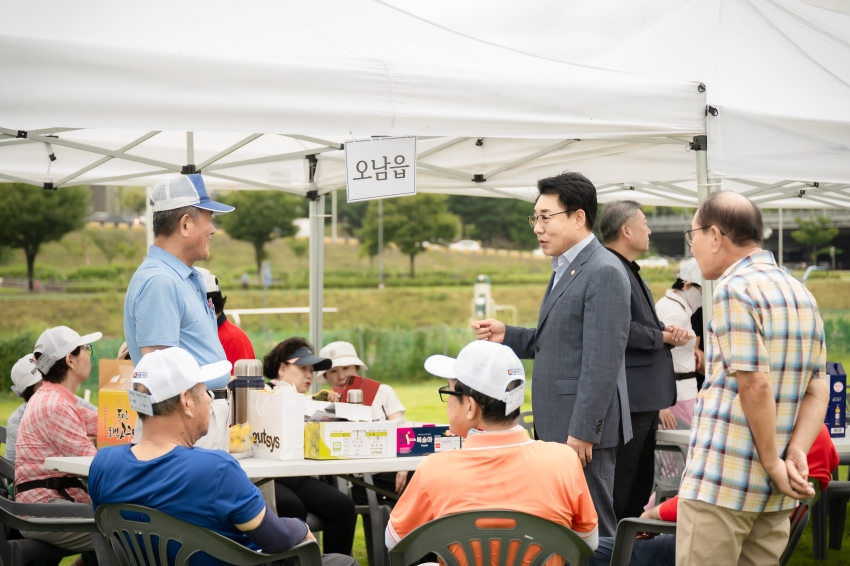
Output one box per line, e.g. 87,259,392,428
318,341,409,502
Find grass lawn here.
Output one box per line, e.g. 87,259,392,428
0,381,845,566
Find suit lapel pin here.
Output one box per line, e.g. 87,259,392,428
570,270,576,275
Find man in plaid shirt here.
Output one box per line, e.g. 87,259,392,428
678,192,829,565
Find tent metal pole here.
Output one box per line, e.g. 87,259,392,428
56,131,160,187
332,189,338,243
693,135,717,339
308,194,326,393
307,155,324,393
187,132,194,167
378,199,385,290
145,186,154,250
778,208,783,267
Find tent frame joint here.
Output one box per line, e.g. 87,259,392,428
472,174,486,183
17,130,27,139
689,135,707,151
181,164,197,174
43,182,55,191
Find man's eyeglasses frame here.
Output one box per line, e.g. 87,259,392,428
438,385,465,403
527,208,581,228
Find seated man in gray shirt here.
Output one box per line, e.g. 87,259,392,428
6,354,96,463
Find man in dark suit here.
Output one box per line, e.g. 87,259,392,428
472,172,632,538
598,200,693,520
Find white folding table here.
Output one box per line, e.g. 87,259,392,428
44,455,427,481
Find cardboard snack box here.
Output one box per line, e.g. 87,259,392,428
305,420,397,460
397,424,462,456
97,359,138,448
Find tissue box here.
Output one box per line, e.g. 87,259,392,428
97,360,138,448
396,424,462,456
826,362,846,438
304,421,397,460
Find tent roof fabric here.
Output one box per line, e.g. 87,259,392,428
390,0,850,186
1,0,847,209
0,0,704,139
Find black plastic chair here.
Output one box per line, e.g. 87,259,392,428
811,476,850,560
388,510,595,566
0,495,112,566
609,517,677,566
332,473,392,566
95,503,322,566
0,425,16,497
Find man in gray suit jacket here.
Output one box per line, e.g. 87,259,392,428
473,172,632,538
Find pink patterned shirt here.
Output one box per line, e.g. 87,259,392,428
15,381,97,504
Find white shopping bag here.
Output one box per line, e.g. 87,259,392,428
249,390,305,461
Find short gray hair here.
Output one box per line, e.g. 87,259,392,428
133,382,203,421
153,205,201,238
599,200,642,244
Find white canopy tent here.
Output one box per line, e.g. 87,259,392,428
385,0,850,209
0,0,714,349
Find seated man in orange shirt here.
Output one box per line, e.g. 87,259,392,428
386,340,599,556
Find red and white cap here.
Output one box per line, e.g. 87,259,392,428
424,341,526,415
131,347,231,403
34,326,102,374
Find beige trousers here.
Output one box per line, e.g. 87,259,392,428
676,498,793,566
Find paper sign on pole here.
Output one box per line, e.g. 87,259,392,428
345,137,417,203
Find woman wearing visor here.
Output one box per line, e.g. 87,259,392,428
263,338,357,556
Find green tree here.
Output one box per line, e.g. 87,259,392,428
118,186,147,216
361,194,458,278
792,216,842,266
217,190,303,274
447,196,538,249
0,184,89,290
86,226,143,264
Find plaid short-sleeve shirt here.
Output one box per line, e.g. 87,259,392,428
679,250,826,513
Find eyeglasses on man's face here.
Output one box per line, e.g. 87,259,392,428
438,385,465,403
527,208,580,228
81,344,93,356
683,226,724,247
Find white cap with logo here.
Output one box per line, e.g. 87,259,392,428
11,354,41,397
131,347,231,404
149,174,234,214
33,326,102,375
424,341,526,415
195,267,220,293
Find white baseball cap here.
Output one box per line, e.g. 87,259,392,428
424,341,526,415
316,341,368,382
149,174,234,214
678,258,703,285
33,326,102,374
195,267,220,293
131,347,231,404
11,354,41,397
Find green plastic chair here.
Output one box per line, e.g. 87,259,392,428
95,503,322,566
387,510,595,566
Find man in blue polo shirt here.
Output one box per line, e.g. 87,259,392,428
124,173,235,450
